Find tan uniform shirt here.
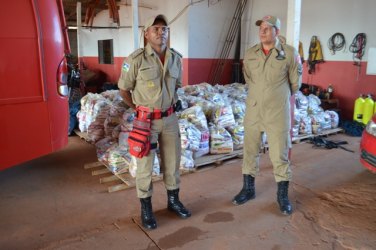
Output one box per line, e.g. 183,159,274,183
243,39,302,132
118,43,182,110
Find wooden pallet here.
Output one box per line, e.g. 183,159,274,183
194,149,243,168
84,149,244,193
292,127,343,143
84,161,136,192
74,130,92,143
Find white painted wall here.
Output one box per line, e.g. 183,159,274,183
243,0,288,51
79,0,191,58
300,0,376,61
243,0,376,62
187,0,238,58
78,0,376,62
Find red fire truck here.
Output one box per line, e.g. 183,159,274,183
0,0,70,170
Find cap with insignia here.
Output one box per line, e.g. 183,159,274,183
144,14,168,31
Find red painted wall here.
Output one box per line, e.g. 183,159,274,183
302,61,375,120
80,56,375,121
80,56,123,83
182,58,234,85
80,57,235,86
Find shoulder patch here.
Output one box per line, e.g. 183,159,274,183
129,48,144,59
122,61,130,72
170,48,183,58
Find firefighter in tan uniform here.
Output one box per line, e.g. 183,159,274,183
118,14,191,230
232,15,302,215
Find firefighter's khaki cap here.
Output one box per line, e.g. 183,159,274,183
144,14,168,31
255,15,281,30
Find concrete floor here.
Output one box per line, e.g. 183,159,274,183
0,134,375,250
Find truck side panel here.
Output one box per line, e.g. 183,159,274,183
0,0,69,170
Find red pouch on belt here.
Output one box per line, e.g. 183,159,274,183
128,131,150,158
132,118,151,136
128,118,151,158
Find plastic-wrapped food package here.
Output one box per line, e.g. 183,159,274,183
181,84,200,96
213,83,225,93
228,84,248,102
311,111,331,132
85,95,108,123
188,125,203,152
88,120,105,142
111,124,122,140
180,106,208,130
107,145,131,174
325,110,339,128
180,149,194,169
209,123,233,154
192,98,216,119
205,92,225,106
120,108,136,132
212,104,236,128
101,90,122,102
77,110,87,132
84,97,111,142
183,95,198,108
118,131,129,147
231,100,246,125
180,98,189,110
295,91,309,116
179,119,190,150
299,116,312,135
103,99,126,136
307,94,322,115
197,82,215,93
95,137,117,162
77,93,95,132
179,118,203,152
182,83,214,96
176,87,185,97
104,115,121,137
193,129,210,159
292,108,301,137
109,100,127,117
321,111,332,130
227,123,244,149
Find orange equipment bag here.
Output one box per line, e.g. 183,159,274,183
128,117,151,158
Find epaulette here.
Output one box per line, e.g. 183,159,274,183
251,44,259,50
170,48,183,58
129,48,144,59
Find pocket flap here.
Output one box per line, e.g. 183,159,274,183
169,68,179,78
139,67,159,80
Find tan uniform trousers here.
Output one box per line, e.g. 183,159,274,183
242,123,292,182
135,113,181,198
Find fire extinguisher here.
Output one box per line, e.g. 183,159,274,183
353,94,365,123
362,94,375,125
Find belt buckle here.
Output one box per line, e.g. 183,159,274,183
153,111,161,119
138,110,151,120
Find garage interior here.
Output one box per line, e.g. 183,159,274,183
0,134,375,249
1,0,376,249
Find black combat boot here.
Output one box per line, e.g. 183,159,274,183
277,181,292,215
140,197,157,230
167,189,191,218
232,174,256,205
